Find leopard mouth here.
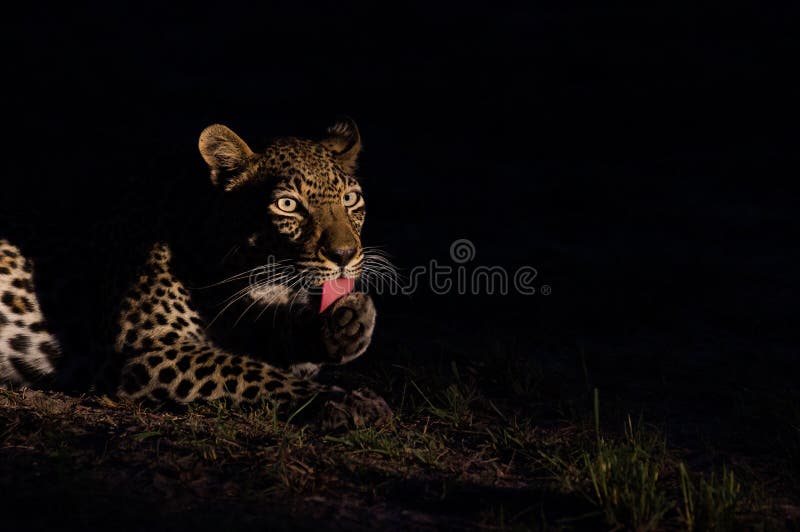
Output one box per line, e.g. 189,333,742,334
248,264,361,298
241,254,363,307
290,258,363,289
246,268,360,310
303,266,362,288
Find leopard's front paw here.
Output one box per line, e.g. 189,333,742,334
320,387,392,432
320,291,376,364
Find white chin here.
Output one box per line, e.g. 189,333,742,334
290,362,321,379
249,284,309,307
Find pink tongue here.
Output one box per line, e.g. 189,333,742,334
320,277,355,313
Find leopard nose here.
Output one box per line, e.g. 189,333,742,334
321,247,357,267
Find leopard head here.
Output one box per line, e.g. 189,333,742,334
198,119,366,302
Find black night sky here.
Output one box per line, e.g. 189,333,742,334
5,4,795,340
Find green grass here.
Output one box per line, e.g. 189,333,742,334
532,390,752,531
679,463,743,531
582,415,673,530
1,346,797,530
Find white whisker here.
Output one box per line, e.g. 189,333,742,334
190,260,294,290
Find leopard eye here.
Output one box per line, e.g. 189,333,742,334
343,191,361,208
276,197,298,213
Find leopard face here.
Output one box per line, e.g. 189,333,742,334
198,119,367,305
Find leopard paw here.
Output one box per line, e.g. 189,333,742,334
320,292,376,364
320,387,392,431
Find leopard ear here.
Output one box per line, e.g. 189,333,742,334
198,124,255,187
321,117,362,173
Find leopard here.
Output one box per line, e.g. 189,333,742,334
0,118,392,431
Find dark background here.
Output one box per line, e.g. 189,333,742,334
1,4,797,404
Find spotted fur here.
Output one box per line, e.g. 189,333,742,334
0,240,60,386
0,119,391,430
